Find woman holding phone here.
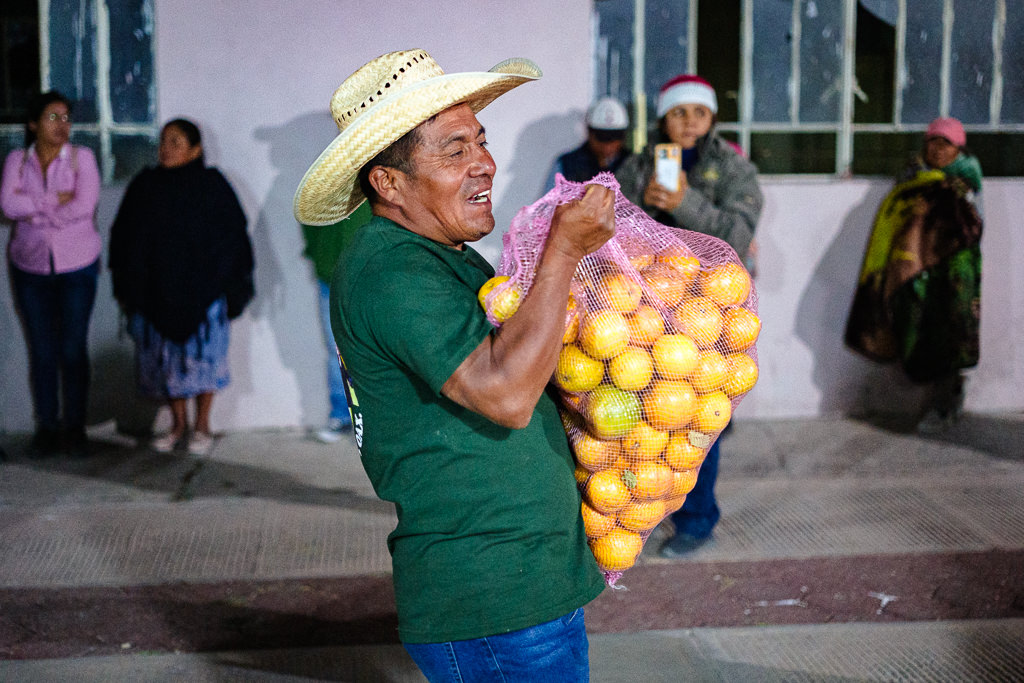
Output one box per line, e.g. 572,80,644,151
617,75,762,259
616,74,764,557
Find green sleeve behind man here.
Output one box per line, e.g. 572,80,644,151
302,201,374,282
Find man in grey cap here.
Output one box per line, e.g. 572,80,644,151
545,95,633,190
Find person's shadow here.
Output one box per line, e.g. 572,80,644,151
245,112,340,427
793,182,927,421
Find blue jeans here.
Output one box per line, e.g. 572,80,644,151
318,279,350,424
669,438,721,539
11,260,99,430
404,608,589,683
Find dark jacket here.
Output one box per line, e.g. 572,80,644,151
109,158,254,342
545,142,632,192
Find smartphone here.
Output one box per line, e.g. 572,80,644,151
654,143,682,191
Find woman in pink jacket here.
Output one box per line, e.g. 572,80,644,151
1,91,101,457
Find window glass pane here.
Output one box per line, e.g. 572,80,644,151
948,0,994,124
852,132,1024,178
798,0,844,123
48,0,99,122
594,0,635,106
1,2,39,124
965,133,1024,177
750,132,836,173
111,132,156,181
751,0,793,123
851,132,920,176
69,129,99,159
107,0,155,124
902,0,943,124
645,0,689,110
0,129,24,164
718,129,740,146
696,0,740,122
854,2,895,123
1001,5,1024,123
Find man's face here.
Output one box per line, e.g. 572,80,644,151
397,103,497,247
587,131,625,169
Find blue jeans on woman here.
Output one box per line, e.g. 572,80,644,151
11,260,99,432
404,608,589,682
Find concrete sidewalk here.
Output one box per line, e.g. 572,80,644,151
1,414,1023,681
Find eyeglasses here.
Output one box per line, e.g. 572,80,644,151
45,113,71,123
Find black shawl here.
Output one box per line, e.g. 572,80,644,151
109,158,254,343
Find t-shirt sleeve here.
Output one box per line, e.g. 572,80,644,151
353,245,494,395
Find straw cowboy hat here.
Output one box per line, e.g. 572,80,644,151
293,49,542,225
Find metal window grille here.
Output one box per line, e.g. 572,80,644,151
0,0,157,184
595,0,1024,176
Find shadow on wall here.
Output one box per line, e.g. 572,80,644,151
247,111,339,427
794,181,927,418
485,110,583,263
89,184,161,434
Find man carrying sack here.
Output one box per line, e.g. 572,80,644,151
294,50,615,681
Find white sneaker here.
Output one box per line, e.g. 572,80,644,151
188,431,215,456
150,432,182,453
315,418,351,444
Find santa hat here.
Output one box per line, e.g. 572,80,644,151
657,75,717,118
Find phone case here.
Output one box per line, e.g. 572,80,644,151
654,143,682,191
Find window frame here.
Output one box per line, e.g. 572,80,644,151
0,0,157,184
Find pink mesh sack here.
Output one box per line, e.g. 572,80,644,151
480,173,760,586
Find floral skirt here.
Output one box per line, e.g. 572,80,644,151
129,298,231,399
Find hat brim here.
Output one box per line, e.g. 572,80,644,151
294,58,541,226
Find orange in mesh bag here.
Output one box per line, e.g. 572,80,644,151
479,172,759,586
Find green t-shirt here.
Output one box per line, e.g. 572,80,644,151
331,215,604,643
302,201,373,282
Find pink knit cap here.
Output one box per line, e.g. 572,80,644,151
925,117,966,148
657,75,717,118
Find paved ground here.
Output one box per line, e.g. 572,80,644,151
1,413,1022,681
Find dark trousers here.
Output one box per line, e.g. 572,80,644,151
10,260,99,431
669,438,722,539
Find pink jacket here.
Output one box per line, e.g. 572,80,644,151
1,143,102,274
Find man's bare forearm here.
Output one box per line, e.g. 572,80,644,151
442,185,615,427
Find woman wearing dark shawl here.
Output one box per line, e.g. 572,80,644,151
845,117,982,433
109,119,254,454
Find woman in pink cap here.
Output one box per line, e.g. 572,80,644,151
911,117,983,196
846,117,983,433
616,75,764,558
